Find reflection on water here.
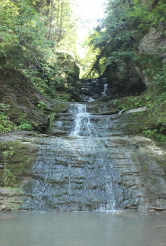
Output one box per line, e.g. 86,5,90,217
0,211,166,246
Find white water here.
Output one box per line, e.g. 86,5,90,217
69,104,116,211
70,104,96,137
23,104,117,212
102,83,108,96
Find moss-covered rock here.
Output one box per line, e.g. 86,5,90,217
0,69,68,133
0,134,40,211
0,187,24,211
0,140,38,187
113,94,166,143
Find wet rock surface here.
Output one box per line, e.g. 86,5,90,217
0,102,166,211
0,131,41,211
80,78,108,102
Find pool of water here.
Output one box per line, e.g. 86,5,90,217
0,211,166,246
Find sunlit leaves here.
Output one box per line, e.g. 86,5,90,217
0,0,79,102
83,0,166,78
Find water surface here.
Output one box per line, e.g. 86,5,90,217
0,211,166,246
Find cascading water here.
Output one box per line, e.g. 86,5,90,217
23,103,118,211
102,83,108,97
70,104,96,137
80,77,108,102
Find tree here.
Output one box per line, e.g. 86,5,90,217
0,0,79,101
83,0,166,78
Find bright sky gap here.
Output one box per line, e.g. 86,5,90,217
72,0,106,57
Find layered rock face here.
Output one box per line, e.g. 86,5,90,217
0,1,166,210
1,103,166,211
22,104,166,211
138,26,166,57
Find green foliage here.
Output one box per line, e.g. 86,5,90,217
37,101,47,109
3,148,15,160
129,0,166,28
19,120,34,131
114,92,166,143
134,54,166,88
0,0,79,100
2,168,18,187
143,129,166,143
145,92,166,129
0,103,6,109
83,0,166,82
0,109,17,134
115,97,145,110
2,148,18,187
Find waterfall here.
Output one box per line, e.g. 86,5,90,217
23,103,118,212
70,104,96,137
102,83,108,97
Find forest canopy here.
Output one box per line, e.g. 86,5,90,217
1,0,166,96
81,0,166,79
0,0,79,100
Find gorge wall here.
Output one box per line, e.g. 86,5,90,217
0,0,166,212
105,24,166,95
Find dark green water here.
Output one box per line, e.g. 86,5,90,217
0,211,166,246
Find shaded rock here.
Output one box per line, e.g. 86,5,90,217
80,78,108,102
0,69,68,132
149,207,166,211
138,26,166,58
135,24,166,89
105,59,146,97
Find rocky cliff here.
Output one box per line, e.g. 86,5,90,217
136,24,166,90
0,69,68,132
106,24,166,94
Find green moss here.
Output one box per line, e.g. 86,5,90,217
140,165,149,171
114,96,146,111
134,54,166,90
0,69,69,134
0,102,18,134
0,141,37,187
114,91,166,143
55,101,68,112
2,168,18,187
